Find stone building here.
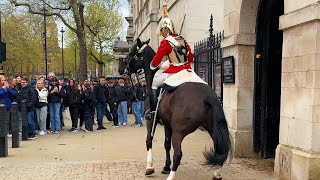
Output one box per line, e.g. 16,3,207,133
129,0,320,179
125,0,134,46
130,0,224,50
112,37,130,75
222,0,320,179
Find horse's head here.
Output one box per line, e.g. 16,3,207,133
118,38,151,76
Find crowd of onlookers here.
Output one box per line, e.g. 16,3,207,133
0,72,147,140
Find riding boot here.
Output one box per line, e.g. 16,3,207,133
146,89,158,120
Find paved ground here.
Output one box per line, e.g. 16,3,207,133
0,115,275,180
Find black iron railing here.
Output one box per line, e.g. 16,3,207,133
194,15,224,102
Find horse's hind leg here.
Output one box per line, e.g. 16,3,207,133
145,119,157,175
161,126,172,174
166,133,183,180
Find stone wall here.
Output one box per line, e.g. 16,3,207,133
133,0,224,51
274,1,320,179
222,0,259,158
223,0,320,179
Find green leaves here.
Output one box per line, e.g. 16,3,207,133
84,0,122,64
2,13,46,76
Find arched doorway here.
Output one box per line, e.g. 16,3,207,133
253,0,284,158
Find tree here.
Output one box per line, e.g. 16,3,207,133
85,1,122,76
2,13,45,77
10,0,87,81
9,0,123,80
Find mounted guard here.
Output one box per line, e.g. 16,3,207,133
146,2,194,120
118,2,231,180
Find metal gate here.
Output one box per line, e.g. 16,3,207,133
194,15,224,102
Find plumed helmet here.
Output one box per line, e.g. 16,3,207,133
156,3,176,36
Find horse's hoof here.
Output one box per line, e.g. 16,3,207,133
212,177,222,180
212,175,222,180
145,168,155,175
161,169,171,174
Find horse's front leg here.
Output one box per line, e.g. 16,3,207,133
166,133,183,180
161,126,172,174
145,119,157,175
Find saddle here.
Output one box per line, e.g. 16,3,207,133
162,69,208,91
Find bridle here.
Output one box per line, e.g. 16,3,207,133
124,44,148,75
124,43,149,98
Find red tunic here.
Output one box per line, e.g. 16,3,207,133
151,34,194,74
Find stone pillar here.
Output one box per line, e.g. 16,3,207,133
221,0,259,158
11,102,20,148
21,101,28,141
0,104,8,157
274,2,320,180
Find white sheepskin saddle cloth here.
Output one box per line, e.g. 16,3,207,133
163,69,208,87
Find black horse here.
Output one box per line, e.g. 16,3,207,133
119,38,231,180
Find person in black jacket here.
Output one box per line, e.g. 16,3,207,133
93,76,107,130
48,77,65,134
15,75,22,93
107,79,119,128
59,77,67,128
81,81,96,132
66,79,81,132
131,80,145,127
104,80,113,123
115,78,131,126
18,78,37,139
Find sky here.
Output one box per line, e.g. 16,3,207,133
119,0,129,40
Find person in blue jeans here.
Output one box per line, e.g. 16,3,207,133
93,76,107,130
115,79,130,126
18,78,37,139
130,80,145,127
48,77,65,134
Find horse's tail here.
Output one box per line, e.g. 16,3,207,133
203,96,231,167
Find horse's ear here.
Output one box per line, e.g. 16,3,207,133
137,38,142,48
144,39,150,45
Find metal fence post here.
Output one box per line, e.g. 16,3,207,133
21,100,28,141
0,104,8,157
11,102,19,148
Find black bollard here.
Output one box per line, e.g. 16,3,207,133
21,100,28,141
0,104,8,157
11,102,20,148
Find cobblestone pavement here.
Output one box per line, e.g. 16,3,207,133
0,115,275,180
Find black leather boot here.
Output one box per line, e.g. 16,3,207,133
146,89,158,120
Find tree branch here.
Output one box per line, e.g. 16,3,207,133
88,51,104,65
85,24,97,36
79,3,85,33
10,0,76,32
40,0,71,11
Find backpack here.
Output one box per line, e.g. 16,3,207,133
85,90,97,108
